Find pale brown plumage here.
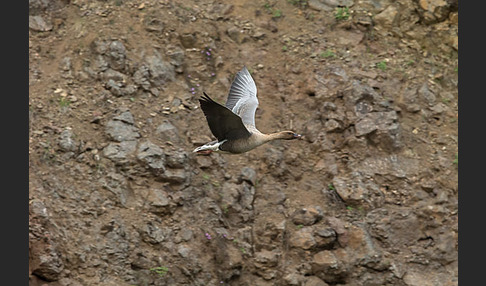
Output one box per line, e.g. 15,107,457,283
194,66,301,154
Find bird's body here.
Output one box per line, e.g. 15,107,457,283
194,66,301,154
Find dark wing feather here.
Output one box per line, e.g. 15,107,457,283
199,92,251,141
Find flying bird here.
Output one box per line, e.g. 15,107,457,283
193,66,301,154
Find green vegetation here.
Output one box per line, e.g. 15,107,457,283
222,204,229,214
452,153,458,165
346,205,366,215
320,49,336,58
287,0,308,8
282,45,288,52
328,183,335,191
335,7,350,20
272,9,282,18
264,2,271,11
232,238,247,254
150,266,168,277
263,3,283,19
202,172,220,187
59,97,71,108
376,60,387,71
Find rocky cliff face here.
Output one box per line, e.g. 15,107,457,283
29,0,458,285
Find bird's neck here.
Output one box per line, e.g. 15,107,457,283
263,131,288,142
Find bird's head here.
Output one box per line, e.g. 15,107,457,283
279,131,303,140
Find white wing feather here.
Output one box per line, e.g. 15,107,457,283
225,67,259,128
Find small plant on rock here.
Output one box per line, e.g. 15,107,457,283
288,0,308,8
376,60,387,71
264,2,272,12
452,153,458,165
150,266,168,277
231,238,247,254
263,3,283,19
272,9,282,19
406,59,415,67
202,46,213,61
335,7,350,20
320,49,336,58
59,97,71,108
222,204,229,214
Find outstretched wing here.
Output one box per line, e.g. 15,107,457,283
199,92,251,141
225,66,259,127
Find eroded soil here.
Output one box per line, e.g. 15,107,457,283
29,0,458,285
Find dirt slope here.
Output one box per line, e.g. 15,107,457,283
29,0,458,285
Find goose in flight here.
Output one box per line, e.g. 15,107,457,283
193,66,301,154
